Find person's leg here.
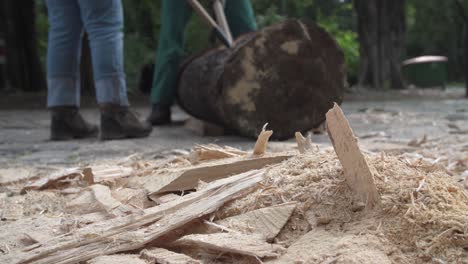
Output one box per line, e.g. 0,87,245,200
46,0,98,140
46,0,83,107
148,0,193,125
79,0,151,139
78,0,128,106
225,0,258,38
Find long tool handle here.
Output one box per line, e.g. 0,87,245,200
213,0,233,45
187,0,233,48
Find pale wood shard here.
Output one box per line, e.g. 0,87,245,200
253,123,273,155
87,254,147,264
90,184,140,217
149,193,181,205
130,154,290,195
295,132,313,154
140,248,200,264
174,233,285,258
66,190,105,215
88,165,133,184
112,188,151,209
216,202,296,242
188,144,246,164
4,170,264,264
23,168,82,191
325,103,380,207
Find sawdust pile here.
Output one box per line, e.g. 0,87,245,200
0,105,466,263
220,150,468,263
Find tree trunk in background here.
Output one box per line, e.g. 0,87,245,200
80,34,95,96
4,0,46,92
178,20,346,140
464,24,468,98
354,0,406,90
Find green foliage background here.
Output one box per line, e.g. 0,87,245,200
35,0,465,91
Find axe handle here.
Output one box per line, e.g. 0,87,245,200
187,0,233,48
213,0,233,45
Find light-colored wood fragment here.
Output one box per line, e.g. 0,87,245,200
66,190,104,214
295,132,313,154
112,188,151,209
216,202,296,242
148,193,181,205
130,154,290,195
90,184,140,217
189,144,245,164
253,123,273,155
88,165,133,185
4,170,264,264
325,103,380,207
88,254,147,264
174,233,285,258
141,248,200,264
23,168,82,191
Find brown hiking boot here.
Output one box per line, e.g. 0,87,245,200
100,105,152,140
147,104,171,126
50,106,98,141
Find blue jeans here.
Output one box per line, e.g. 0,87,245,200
46,0,129,107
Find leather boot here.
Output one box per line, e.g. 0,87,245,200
147,104,171,126
100,105,152,140
50,106,98,141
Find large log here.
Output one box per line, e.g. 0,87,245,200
178,19,346,140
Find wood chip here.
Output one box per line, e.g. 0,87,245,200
141,248,200,264
295,132,313,154
4,170,264,264
216,202,296,242
148,193,181,205
90,184,140,217
174,233,285,258
189,144,245,164
112,188,151,209
88,165,133,185
88,254,147,264
66,190,105,215
326,103,380,208
130,154,290,195
253,123,273,155
23,168,82,191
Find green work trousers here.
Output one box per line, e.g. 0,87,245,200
150,0,257,106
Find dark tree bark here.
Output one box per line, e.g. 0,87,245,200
3,0,46,92
178,19,346,140
354,0,406,90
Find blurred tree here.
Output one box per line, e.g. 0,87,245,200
3,0,46,92
354,0,406,90
455,0,468,97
